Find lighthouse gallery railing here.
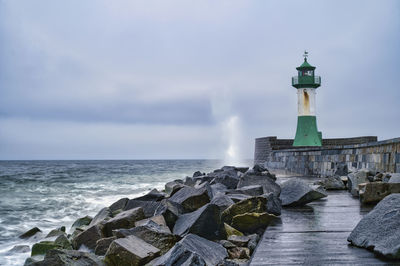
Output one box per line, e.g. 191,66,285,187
292,76,321,86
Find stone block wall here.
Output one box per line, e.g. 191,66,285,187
254,136,400,176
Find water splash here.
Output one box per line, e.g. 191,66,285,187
222,115,243,166
210,89,245,166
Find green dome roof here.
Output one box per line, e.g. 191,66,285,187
296,58,316,70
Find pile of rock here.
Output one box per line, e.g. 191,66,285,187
20,164,331,265
21,165,282,265
345,169,400,204
316,168,400,205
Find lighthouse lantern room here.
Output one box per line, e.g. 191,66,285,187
292,51,322,146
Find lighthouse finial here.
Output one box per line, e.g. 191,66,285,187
303,50,308,61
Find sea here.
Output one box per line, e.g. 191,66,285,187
0,160,249,266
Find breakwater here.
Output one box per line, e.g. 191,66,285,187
254,136,400,176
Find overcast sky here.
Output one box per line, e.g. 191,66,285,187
0,0,399,160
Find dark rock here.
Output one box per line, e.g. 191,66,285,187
70,228,84,240
222,258,249,266
19,227,42,239
367,175,375,182
26,249,105,266
334,163,348,176
114,220,179,255
8,245,30,253
71,216,93,231
165,181,185,196
388,173,400,183
210,183,228,197
252,164,269,175
95,236,116,255
154,199,185,230
109,198,129,213
220,240,237,248
72,224,103,250
247,234,259,252
134,188,165,201
227,194,252,203
210,194,235,212
151,234,227,266
135,215,169,231
173,203,222,240
207,168,240,189
358,182,400,204
227,235,250,247
221,166,237,171
228,185,264,197
46,227,66,238
169,186,210,212
150,242,206,266
227,247,250,260
184,176,197,187
280,178,327,206
237,173,281,196
105,235,160,266
382,174,391,183
31,241,61,256
123,199,162,218
320,175,346,190
373,173,383,182
193,171,204,177
89,207,112,226
235,167,249,174
348,193,400,259
221,196,267,224
264,192,282,216
54,235,72,250
347,169,369,196
103,207,145,236
210,175,239,190
231,212,276,233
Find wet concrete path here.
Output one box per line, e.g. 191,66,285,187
250,176,397,265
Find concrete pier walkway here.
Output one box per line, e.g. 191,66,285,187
250,177,397,265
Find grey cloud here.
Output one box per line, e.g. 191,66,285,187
0,0,399,159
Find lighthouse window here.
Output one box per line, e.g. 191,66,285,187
304,70,313,76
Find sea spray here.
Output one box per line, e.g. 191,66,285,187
211,89,245,166
223,115,244,166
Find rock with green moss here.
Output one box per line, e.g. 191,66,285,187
224,223,244,237
54,235,72,250
71,216,93,231
221,197,267,224
26,249,105,266
46,227,66,238
231,212,276,233
31,241,61,256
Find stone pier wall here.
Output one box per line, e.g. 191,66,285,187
254,136,400,176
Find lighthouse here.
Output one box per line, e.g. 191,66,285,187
292,51,322,146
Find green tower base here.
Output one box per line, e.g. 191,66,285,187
293,115,322,146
